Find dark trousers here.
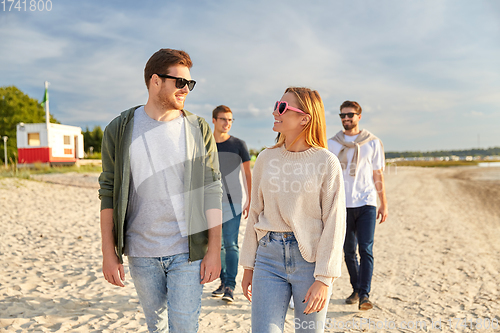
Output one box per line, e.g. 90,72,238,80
344,205,377,298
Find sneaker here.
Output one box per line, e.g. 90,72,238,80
359,296,373,310
222,287,234,302
212,283,225,297
345,291,359,304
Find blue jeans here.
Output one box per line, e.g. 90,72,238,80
220,202,241,289
128,253,203,333
252,232,331,333
343,205,377,298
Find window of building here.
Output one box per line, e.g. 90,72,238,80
28,133,40,146
64,135,71,145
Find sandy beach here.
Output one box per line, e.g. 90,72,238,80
1,166,499,332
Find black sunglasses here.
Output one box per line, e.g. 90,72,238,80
155,74,196,91
339,112,359,119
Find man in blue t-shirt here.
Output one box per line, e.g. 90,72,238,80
211,105,252,303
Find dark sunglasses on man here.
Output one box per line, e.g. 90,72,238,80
155,74,196,91
339,112,359,119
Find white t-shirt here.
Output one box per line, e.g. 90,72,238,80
328,134,384,208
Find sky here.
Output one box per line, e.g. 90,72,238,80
1,0,499,152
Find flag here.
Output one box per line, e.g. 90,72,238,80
41,87,48,108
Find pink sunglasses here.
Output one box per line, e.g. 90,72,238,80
274,101,306,115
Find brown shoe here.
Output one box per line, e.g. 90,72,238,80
345,291,359,304
359,296,373,310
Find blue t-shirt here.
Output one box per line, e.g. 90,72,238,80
216,136,250,207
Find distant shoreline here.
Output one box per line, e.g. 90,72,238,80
385,146,500,159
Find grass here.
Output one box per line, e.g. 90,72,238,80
388,160,480,168
0,163,102,179
84,152,102,159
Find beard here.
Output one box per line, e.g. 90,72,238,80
158,88,184,111
342,121,355,130
161,98,183,111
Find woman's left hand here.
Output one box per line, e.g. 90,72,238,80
303,281,329,315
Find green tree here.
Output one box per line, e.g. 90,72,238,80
0,86,59,164
248,147,266,158
83,125,103,153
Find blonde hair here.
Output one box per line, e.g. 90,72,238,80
272,87,327,149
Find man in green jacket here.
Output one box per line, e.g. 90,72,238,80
98,48,223,332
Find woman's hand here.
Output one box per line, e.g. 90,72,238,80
241,269,254,302
303,281,329,314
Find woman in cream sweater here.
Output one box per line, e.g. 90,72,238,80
240,87,346,332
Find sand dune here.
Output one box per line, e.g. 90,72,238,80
1,166,499,332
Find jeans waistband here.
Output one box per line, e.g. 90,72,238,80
268,231,295,241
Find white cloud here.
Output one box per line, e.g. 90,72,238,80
242,104,261,117
0,20,66,65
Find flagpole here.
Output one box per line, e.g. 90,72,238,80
42,81,51,150
44,81,50,127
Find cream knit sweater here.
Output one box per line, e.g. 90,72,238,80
240,145,346,286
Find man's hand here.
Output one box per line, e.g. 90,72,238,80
241,161,252,219
241,269,253,302
373,169,388,224
201,208,222,284
100,208,124,287
200,249,221,284
303,281,329,314
377,203,388,223
102,252,125,287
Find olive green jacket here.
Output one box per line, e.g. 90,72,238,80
98,106,222,263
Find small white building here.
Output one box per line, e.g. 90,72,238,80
17,122,84,165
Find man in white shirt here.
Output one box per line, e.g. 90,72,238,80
328,100,388,311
